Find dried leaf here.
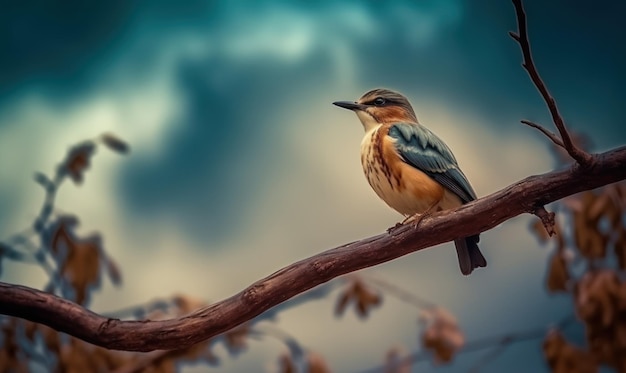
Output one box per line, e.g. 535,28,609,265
419,307,464,364
46,216,107,305
307,351,331,373
543,330,597,373
59,142,96,185
334,278,381,319
0,321,29,373
588,193,611,222
100,133,130,154
573,211,608,260
62,235,102,305
334,290,351,317
546,252,570,293
575,270,620,327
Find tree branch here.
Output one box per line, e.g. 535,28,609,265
521,120,565,148
1,147,625,352
533,206,556,237
509,0,593,166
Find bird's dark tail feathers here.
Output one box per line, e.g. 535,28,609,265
454,235,487,275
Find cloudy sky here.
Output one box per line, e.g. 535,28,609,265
1,0,624,371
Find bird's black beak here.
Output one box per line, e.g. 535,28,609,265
333,101,365,111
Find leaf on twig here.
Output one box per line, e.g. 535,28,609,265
546,252,570,293
100,133,130,154
334,278,382,319
45,215,115,305
419,307,464,364
58,142,96,185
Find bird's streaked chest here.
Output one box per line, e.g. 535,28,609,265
360,125,448,215
360,127,404,209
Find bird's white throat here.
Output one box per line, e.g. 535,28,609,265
356,110,382,132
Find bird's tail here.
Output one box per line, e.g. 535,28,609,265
454,235,487,275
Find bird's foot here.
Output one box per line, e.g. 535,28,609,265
402,212,431,229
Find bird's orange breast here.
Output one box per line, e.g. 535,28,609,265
360,125,458,216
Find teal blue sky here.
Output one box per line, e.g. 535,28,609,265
1,1,624,372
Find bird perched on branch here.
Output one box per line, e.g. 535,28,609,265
333,88,486,275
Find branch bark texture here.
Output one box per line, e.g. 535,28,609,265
1,147,625,352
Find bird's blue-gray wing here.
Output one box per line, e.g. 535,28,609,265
388,123,476,203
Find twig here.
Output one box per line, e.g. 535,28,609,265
521,120,565,148
0,147,624,352
510,0,593,166
533,206,556,237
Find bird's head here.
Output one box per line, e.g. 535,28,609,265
333,88,418,131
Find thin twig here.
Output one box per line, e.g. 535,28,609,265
510,0,593,166
521,120,565,148
533,206,556,237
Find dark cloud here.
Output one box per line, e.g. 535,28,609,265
2,0,624,242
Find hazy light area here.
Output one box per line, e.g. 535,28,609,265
1,0,624,372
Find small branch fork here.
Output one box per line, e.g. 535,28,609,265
510,0,593,167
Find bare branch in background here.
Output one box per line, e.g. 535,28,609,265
509,0,593,166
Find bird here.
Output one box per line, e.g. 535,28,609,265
333,88,486,275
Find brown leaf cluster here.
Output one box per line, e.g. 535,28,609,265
45,215,119,305
543,330,597,373
575,270,626,370
533,181,626,372
419,307,464,363
335,278,382,319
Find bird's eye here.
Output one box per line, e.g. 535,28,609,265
373,98,386,106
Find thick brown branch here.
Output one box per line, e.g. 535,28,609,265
510,0,593,166
0,147,625,352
